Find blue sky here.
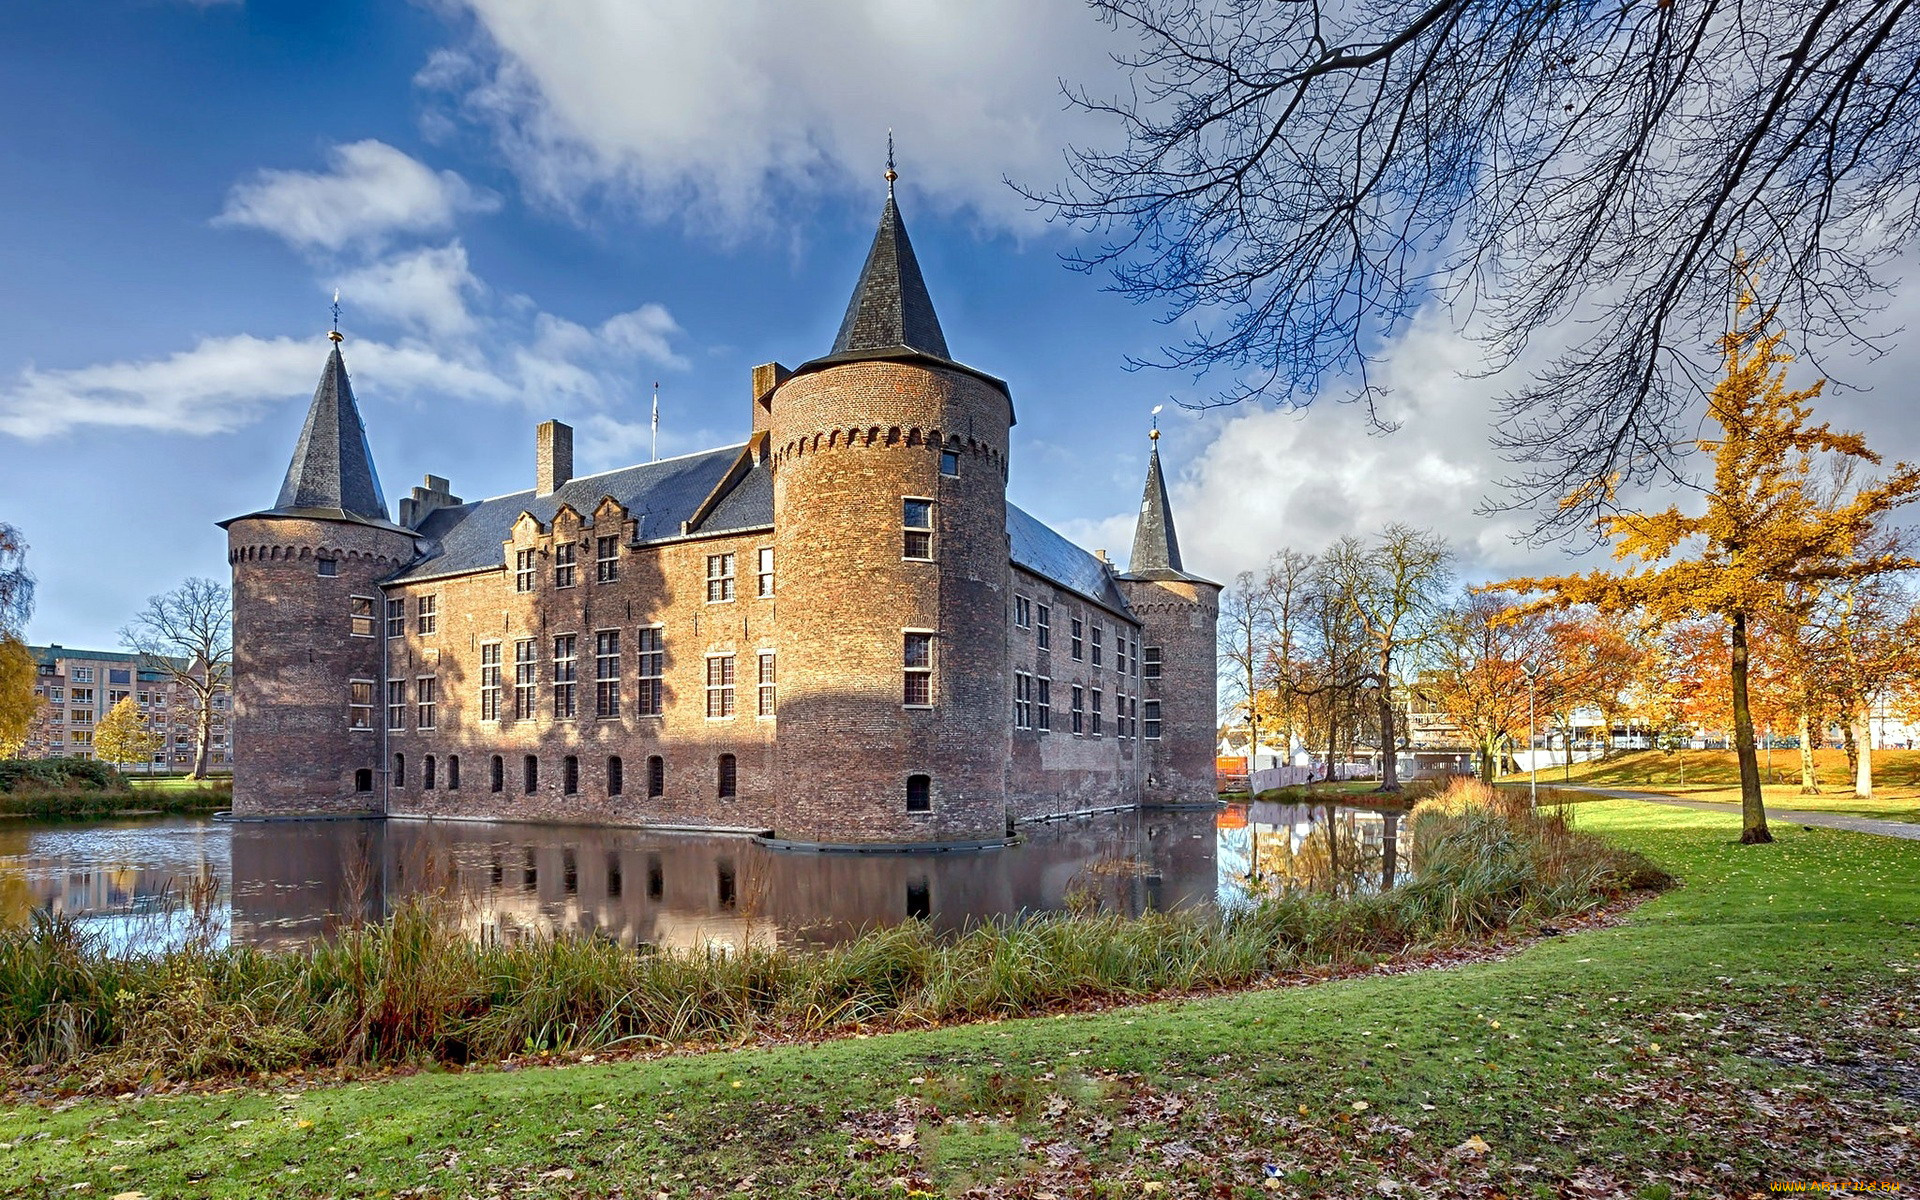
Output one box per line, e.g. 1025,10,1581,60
6,1,1919,650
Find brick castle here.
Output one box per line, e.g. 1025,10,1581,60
222,184,1220,847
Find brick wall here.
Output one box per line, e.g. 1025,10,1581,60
1121,577,1222,804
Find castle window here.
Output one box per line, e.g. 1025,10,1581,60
902,498,934,560
479,642,502,721
940,448,960,477
906,774,932,812
705,654,736,718
416,676,437,729
317,556,338,577
1071,685,1085,735
1013,672,1033,729
1013,595,1031,628
447,755,460,790
1070,618,1084,661
490,755,504,793
1144,646,1162,679
1116,692,1128,739
423,754,437,790
717,753,738,799
647,755,664,798
1091,626,1103,667
706,553,736,602
354,767,373,793
1036,605,1051,650
607,755,623,797
513,639,537,720
417,594,438,635
553,635,577,719
1144,700,1162,740
1131,696,1139,737
1036,677,1051,732
393,753,406,788
758,651,777,716
757,547,775,597
524,754,538,794
515,549,537,593
595,631,621,718
596,535,619,583
1129,636,1140,677
349,596,376,638
387,680,407,731
1090,688,1103,737
895,632,933,707
554,543,576,589
563,755,579,796
386,598,405,638
636,627,664,716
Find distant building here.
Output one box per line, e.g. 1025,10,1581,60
20,644,231,770
221,180,1221,846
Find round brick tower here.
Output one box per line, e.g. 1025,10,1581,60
766,186,1015,846
221,341,416,817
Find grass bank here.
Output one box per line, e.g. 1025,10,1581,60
1505,747,1920,822
4,799,1915,1197
0,758,229,819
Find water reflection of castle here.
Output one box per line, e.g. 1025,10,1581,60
0,822,227,928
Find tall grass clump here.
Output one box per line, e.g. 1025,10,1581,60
0,791,1669,1091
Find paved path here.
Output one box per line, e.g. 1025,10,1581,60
1570,786,1920,841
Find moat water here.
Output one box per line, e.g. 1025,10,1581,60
0,801,1405,954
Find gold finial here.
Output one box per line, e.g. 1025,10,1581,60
885,128,897,197
328,289,344,344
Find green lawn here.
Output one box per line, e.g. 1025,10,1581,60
127,775,231,793
1505,748,1920,823
3,800,1915,1197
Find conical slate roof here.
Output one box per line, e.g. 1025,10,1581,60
829,194,950,360
1126,443,1190,580
274,345,389,521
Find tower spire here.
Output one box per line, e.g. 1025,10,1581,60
273,339,389,521
827,156,949,361
1128,420,1186,578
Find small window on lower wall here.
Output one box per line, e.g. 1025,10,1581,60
524,755,538,795
608,755,624,797
423,755,437,790
563,755,579,795
717,753,738,799
354,768,374,793
647,755,664,798
906,773,932,812
490,755,504,793
447,755,460,790
393,753,406,788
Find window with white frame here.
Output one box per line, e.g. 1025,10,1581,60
513,639,537,720
757,547,775,597
1070,618,1084,660
479,643,501,721
902,498,934,560
514,549,537,593
350,596,376,638
73,667,92,683
552,635,577,719
706,553,735,602
387,680,407,731
1071,685,1085,735
386,598,405,638
1144,646,1162,679
1116,692,1128,738
1144,699,1161,739
417,594,438,635
940,448,960,477
554,543,576,589
595,631,620,718
1130,636,1140,677
1014,595,1031,628
758,651,777,716
417,676,437,729
636,627,664,716
1091,626,1103,667
596,535,619,583
904,633,933,707
706,654,736,718
1090,688,1103,737
1036,677,1051,732
1036,604,1051,650
1013,672,1033,729
349,680,374,730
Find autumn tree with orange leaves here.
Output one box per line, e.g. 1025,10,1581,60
1495,295,1920,844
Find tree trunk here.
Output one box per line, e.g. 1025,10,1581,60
1729,610,1771,844
190,690,213,780
1476,738,1496,785
1375,664,1400,791
1840,719,1859,786
1797,709,1821,794
1853,711,1873,799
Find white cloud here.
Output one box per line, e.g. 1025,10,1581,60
216,139,499,252
333,242,486,340
418,0,1128,232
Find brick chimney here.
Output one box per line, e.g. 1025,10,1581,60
536,420,573,496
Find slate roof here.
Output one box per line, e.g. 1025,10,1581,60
830,194,949,360
273,346,390,522
388,446,770,583
1008,504,1136,620
1123,444,1208,584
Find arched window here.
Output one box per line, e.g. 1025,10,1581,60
447,755,460,790
607,755,624,797
524,755,538,795
647,755,664,798
393,753,406,788
906,774,932,812
354,768,374,793
717,753,738,799
423,755,437,790
563,755,579,796
490,755,504,793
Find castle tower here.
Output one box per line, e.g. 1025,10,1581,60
1117,432,1221,804
764,176,1015,845
220,341,415,817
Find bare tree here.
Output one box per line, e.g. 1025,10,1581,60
0,523,31,635
1323,525,1454,790
1032,0,1920,534
1218,570,1276,772
121,578,231,779
1260,548,1318,760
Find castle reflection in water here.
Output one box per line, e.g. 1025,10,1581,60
0,803,1409,954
